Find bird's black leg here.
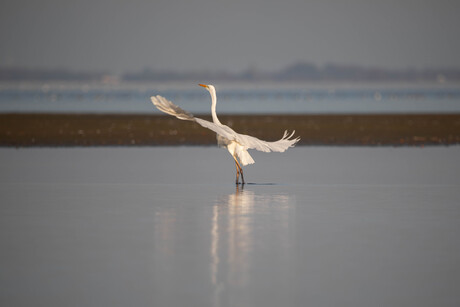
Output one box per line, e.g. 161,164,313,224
232,156,245,185
234,160,240,185
233,155,245,185
239,166,245,185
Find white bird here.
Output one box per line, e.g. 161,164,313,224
151,84,300,184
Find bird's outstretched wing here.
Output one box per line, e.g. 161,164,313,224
151,95,195,121
151,95,300,152
237,129,299,153
194,118,299,152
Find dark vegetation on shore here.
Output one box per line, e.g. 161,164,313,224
1,114,460,147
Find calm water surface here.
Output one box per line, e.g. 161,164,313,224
2,81,460,114
1,147,459,306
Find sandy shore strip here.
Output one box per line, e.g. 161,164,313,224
1,113,460,146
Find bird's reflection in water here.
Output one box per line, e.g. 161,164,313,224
211,186,293,306
212,186,255,288
152,185,293,306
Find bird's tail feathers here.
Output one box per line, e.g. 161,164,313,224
151,95,195,121
236,146,255,166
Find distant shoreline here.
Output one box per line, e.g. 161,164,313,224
2,62,460,83
1,113,460,147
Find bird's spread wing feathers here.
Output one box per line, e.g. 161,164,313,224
195,118,299,152
236,129,300,153
151,95,195,121
151,95,300,152
194,118,241,142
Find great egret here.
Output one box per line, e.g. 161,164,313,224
151,84,300,184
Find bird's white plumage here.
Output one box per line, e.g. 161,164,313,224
194,117,298,153
150,84,299,183
150,95,299,154
151,95,194,121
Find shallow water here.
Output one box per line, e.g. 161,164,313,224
1,147,460,306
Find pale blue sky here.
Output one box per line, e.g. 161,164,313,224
1,0,459,73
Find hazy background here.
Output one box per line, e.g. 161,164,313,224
1,0,460,74
1,2,460,305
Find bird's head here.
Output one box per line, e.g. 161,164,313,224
199,83,215,94
199,84,217,105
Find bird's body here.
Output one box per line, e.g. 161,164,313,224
151,84,299,184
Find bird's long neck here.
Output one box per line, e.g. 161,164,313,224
210,87,222,125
